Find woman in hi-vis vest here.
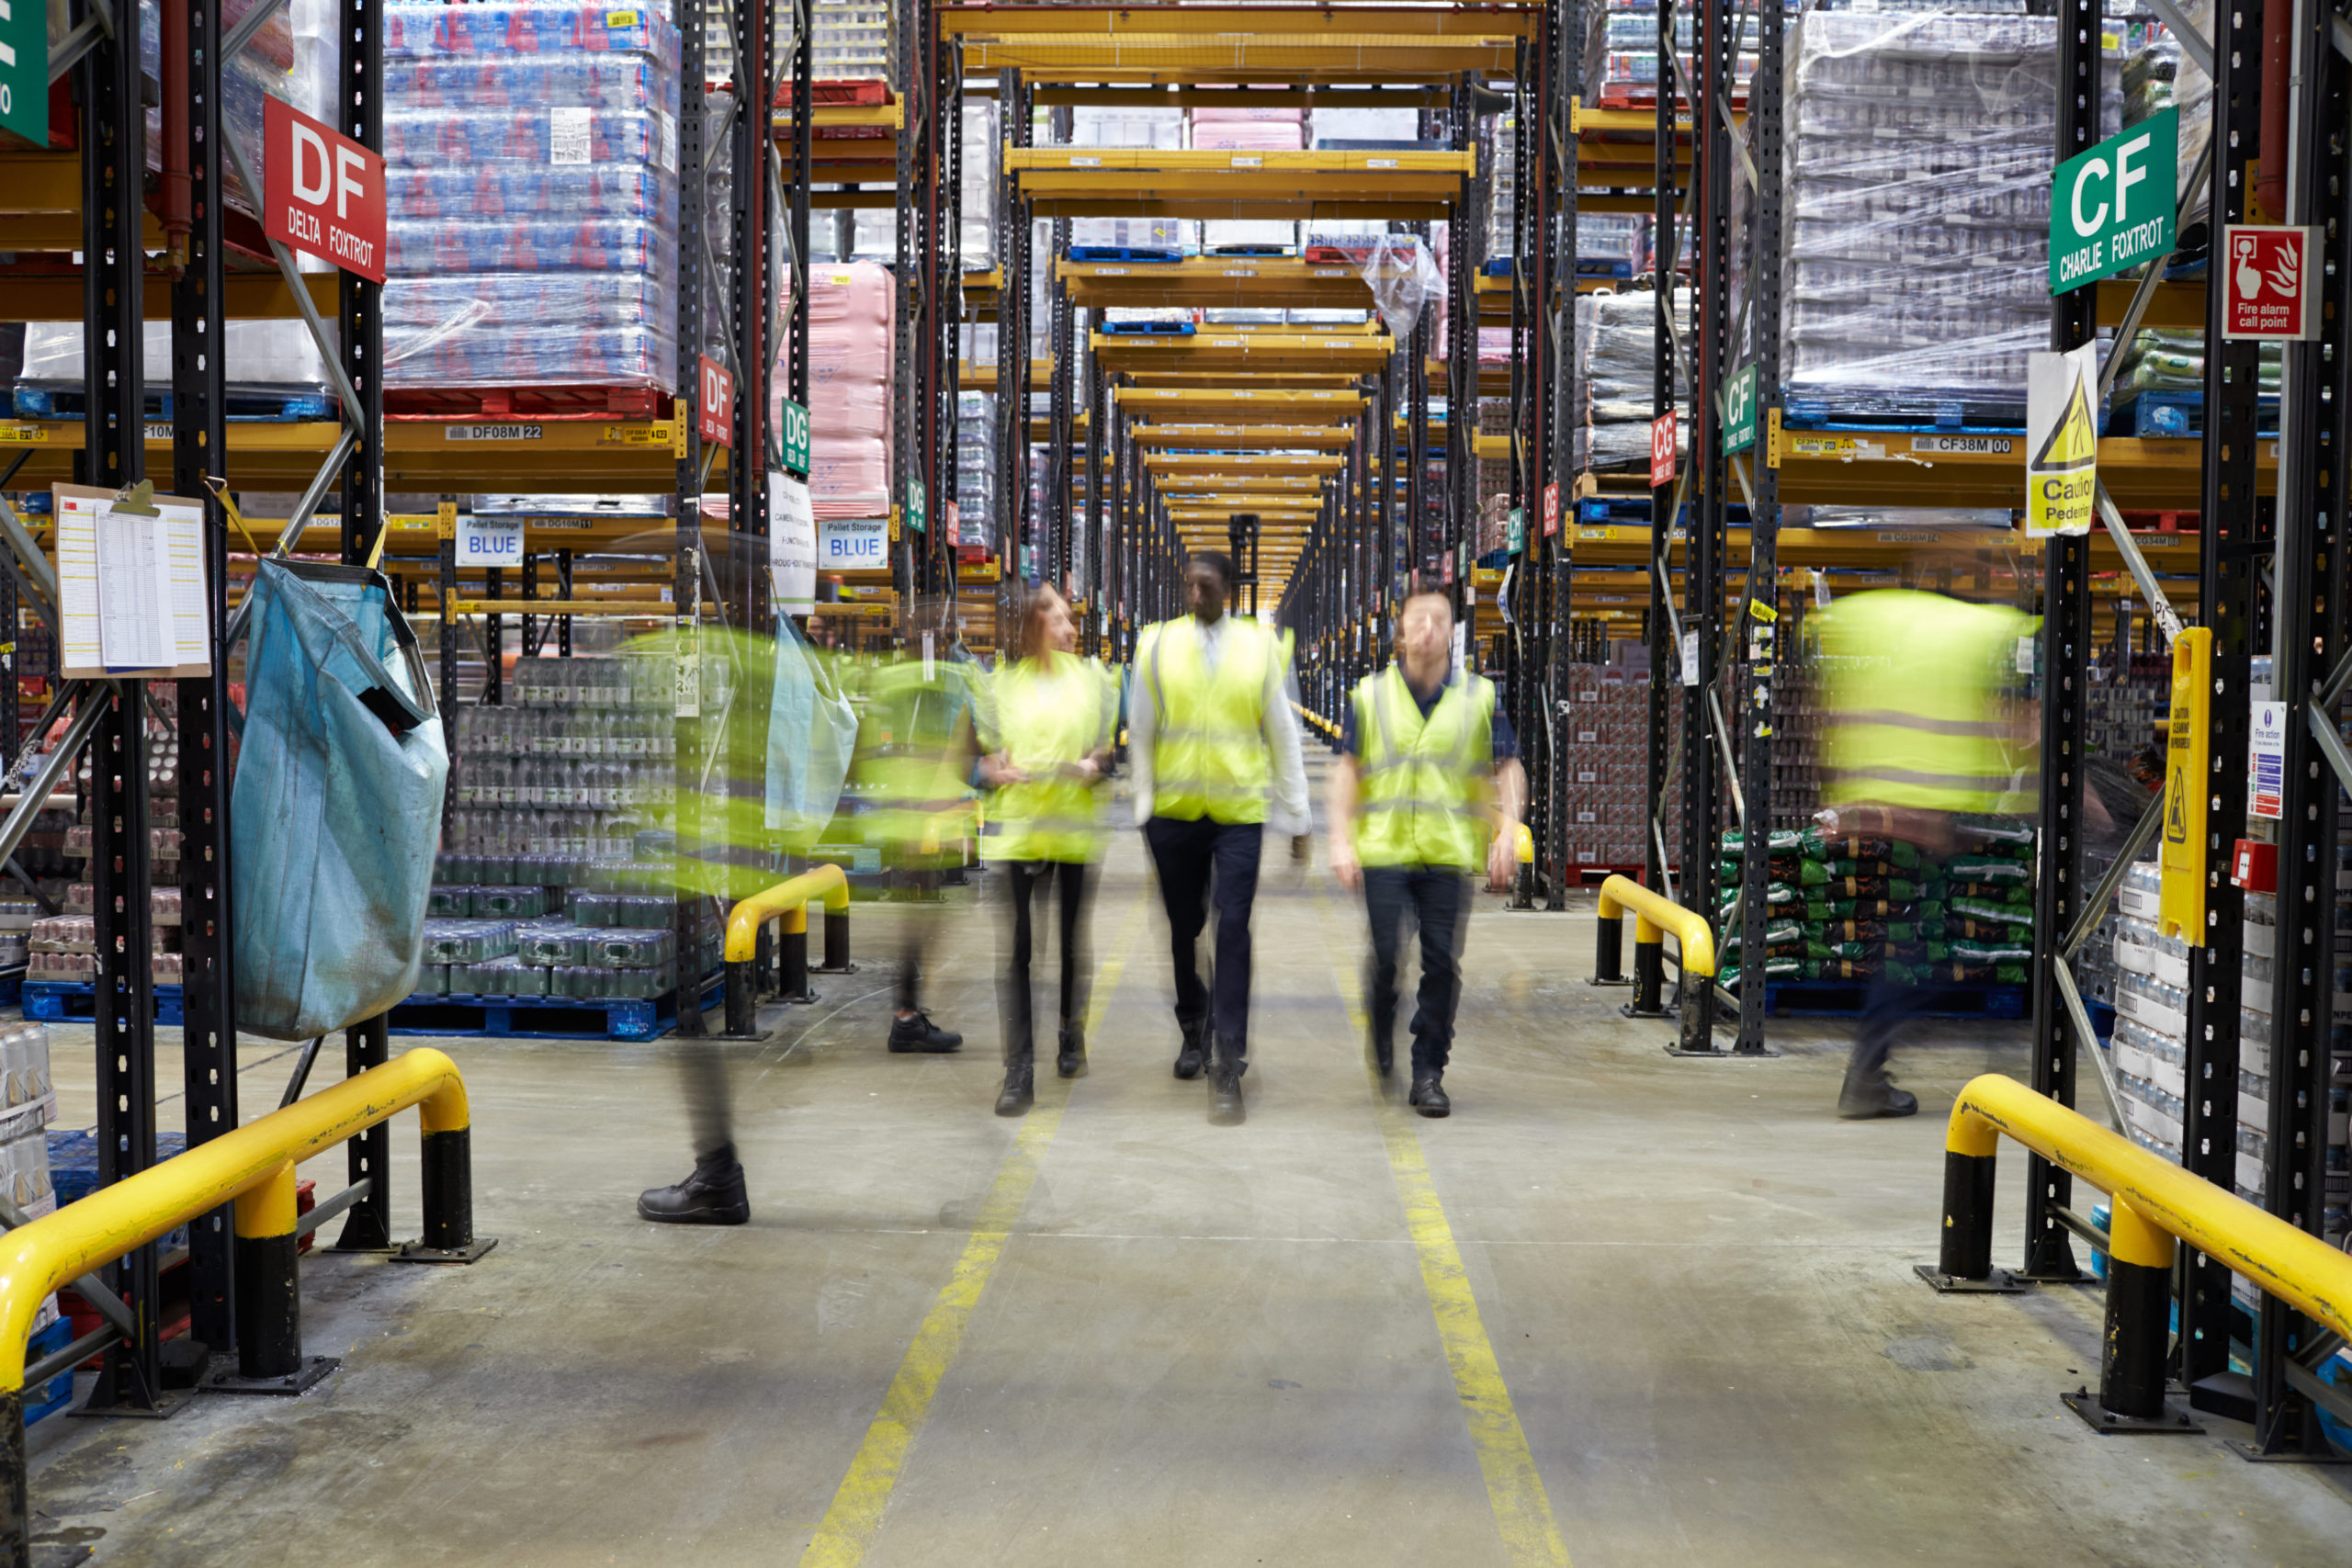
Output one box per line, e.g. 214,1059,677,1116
977,585,1118,1115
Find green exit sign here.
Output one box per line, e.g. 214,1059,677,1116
0,0,47,149
2051,108,2177,294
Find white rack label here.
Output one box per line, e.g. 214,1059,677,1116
447,424,545,441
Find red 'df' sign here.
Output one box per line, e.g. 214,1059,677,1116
696,355,734,448
263,96,385,282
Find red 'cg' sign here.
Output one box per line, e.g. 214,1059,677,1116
264,96,385,283
696,355,735,448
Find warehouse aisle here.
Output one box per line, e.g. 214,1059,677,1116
23,810,2352,1565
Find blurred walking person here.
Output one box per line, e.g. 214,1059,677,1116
978,585,1117,1114
1817,587,2035,1119
1326,592,1522,1117
1130,551,1311,1125
855,619,979,1055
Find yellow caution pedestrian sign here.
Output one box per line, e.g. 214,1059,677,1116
2158,627,2210,941
2024,343,2099,538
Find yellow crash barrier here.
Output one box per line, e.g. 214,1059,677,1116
722,863,854,1034
1590,874,1728,1054
1932,1072,2352,1431
0,1049,490,1560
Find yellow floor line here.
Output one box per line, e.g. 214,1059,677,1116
1315,887,1575,1568
796,882,1148,1568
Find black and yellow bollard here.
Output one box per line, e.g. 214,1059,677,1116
777,905,818,1004
2061,1199,2199,1433
1591,905,1628,987
818,898,855,975
397,1070,499,1264
1624,913,1668,1018
204,1161,337,1393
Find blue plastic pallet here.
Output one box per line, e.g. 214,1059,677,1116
23,1318,73,1425
1097,320,1195,336
24,981,184,1025
1758,980,2028,1019
1067,245,1181,263
2106,389,2281,439
1779,390,2027,434
11,382,336,423
387,973,723,1042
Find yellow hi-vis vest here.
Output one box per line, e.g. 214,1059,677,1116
1819,589,2034,814
982,654,1116,863
1139,614,1276,823
1351,663,1496,870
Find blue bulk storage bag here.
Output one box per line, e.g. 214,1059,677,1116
232,558,447,1041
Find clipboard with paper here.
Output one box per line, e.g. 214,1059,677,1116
51,483,213,679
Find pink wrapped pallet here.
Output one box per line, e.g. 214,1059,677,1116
775,261,896,520
1189,118,1306,152
1190,85,1306,125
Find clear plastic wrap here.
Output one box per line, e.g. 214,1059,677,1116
774,262,894,519
1361,234,1442,343
960,99,1000,269
956,390,998,550
1775,11,2123,413
381,0,682,394
1575,289,1692,471
422,919,519,965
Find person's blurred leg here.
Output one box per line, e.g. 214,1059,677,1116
1055,859,1091,1077
639,1039,750,1224
888,867,963,1053
1206,821,1263,1074
1361,867,1410,1077
1405,871,1469,1117
1839,975,1924,1119
1146,816,1214,1077
996,861,1041,1114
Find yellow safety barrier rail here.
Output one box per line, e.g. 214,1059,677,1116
722,864,854,1036
1928,1072,2352,1433
0,1050,491,1558
1590,873,1725,1055
1291,701,1341,743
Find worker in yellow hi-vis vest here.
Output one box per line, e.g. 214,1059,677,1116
1129,550,1311,1125
976,583,1117,1116
1818,587,2036,1121
1326,591,1523,1118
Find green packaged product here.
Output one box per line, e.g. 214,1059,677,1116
1951,897,2034,926
1721,954,1804,990
1951,939,2032,964
1946,916,2034,944
1720,919,1805,956
1946,856,2030,884
1952,816,2034,847
1951,882,2032,906
1804,958,1879,981
1719,828,1823,858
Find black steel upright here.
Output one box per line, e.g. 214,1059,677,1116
672,0,709,1043
1730,0,1785,1055
2179,0,2262,1411
2251,0,2348,1458
174,0,239,1357
2020,0,2101,1282
334,0,395,1254
81,0,167,1412
1642,0,1678,909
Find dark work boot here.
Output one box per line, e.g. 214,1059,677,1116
1209,1060,1247,1125
1057,1025,1087,1079
1368,1028,1395,1078
996,1055,1035,1117
1838,1065,1918,1120
638,1150,750,1225
1408,1073,1451,1119
888,1011,964,1053
1172,1021,1209,1080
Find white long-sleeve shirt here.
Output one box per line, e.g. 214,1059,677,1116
1127,615,1310,837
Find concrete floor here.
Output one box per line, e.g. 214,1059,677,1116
20,768,2352,1565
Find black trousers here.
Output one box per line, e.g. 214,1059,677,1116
999,858,1091,1063
1143,815,1263,1066
1363,866,1471,1077
1847,972,1939,1085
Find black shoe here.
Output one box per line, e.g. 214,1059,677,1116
996,1057,1035,1117
1057,1026,1087,1079
1172,1022,1209,1080
1369,1033,1395,1077
638,1156,750,1225
1838,1073,1919,1120
1210,1063,1247,1125
888,1011,964,1053
1408,1074,1451,1118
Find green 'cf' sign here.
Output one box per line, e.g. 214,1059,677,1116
0,0,45,148
2050,108,2177,294
1722,362,1758,456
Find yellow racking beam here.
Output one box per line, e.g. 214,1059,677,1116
1131,423,1356,450
0,272,341,323
938,6,1542,39
1093,330,1394,374
0,413,687,493
951,31,1522,80
1766,418,2270,511
1148,451,1340,475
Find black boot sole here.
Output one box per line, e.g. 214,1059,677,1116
995,1095,1033,1117
1057,1056,1086,1078
637,1200,750,1225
